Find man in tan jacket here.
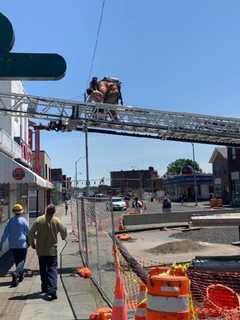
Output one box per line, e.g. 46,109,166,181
29,204,67,300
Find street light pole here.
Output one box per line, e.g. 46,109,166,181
192,143,198,206
75,156,83,190
75,161,77,188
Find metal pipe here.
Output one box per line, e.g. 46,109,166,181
85,127,90,196
110,197,116,248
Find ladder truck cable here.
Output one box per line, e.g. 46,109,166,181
86,0,107,86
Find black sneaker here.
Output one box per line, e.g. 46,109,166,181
45,293,58,301
18,273,24,283
11,273,19,287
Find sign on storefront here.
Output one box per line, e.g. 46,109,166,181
13,167,25,180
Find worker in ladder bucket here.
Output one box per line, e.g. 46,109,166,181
85,76,123,121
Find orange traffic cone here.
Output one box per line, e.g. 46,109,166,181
112,272,128,320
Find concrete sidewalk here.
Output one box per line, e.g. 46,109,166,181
0,204,108,320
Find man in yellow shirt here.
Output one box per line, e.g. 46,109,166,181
29,204,67,300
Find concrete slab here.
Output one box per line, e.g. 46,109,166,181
192,213,240,226
19,302,73,320
123,209,240,226
123,229,240,265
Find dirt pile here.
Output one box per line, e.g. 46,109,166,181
145,239,205,255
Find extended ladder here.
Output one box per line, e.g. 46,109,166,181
0,91,240,146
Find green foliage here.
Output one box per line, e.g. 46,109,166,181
166,158,202,176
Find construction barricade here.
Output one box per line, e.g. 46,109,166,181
114,243,240,320
71,198,240,319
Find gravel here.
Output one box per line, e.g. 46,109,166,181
145,239,205,254
171,226,240,244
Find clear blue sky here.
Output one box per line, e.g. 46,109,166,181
2,1,240,183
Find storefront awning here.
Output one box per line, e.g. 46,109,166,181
0,152,53,189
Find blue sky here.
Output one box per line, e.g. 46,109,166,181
2,1,240,183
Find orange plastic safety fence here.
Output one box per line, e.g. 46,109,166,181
188,268,240,319
118,252,240,319
118,255,139,310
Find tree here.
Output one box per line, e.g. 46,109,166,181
165,158,202,176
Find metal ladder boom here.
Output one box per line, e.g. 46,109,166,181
0,91,240,146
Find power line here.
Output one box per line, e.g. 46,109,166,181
86,0,106,86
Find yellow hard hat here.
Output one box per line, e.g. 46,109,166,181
12,203,24,213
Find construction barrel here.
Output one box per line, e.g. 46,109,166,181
146,272,191,320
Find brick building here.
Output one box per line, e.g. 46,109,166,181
209,147,230,204
110,167,159,194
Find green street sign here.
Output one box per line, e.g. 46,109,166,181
0,12,66,80
0,13,15,53
0,53,66,80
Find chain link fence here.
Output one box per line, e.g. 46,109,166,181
73,196,124,303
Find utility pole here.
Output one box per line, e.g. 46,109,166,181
192,143,198,206
75,161,78,189
75,156,83,195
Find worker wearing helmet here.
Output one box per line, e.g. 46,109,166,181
0,203,29,287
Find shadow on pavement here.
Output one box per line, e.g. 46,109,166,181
0,280,12,287
8,291,44,301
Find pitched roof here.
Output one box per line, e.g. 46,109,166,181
209,147,227,163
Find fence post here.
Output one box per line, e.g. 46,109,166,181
110,196,116,247
81,197,89,266
76,199,81,253
94,198,102,286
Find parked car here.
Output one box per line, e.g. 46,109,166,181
107,197,127,211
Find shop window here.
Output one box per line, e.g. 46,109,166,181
0,184,9,223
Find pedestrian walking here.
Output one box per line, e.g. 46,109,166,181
0,203,29,287
162,196,172,213
28,204,67,301
132,197,143,214
65,200,68,215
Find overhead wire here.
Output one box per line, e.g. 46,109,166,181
86,0,106,87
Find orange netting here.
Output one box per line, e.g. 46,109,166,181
118,251,240,319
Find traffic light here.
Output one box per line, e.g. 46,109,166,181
0,12,66,80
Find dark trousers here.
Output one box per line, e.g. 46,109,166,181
11,248,27,276
38,256,58,294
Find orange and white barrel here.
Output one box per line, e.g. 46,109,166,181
146,274,190,320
